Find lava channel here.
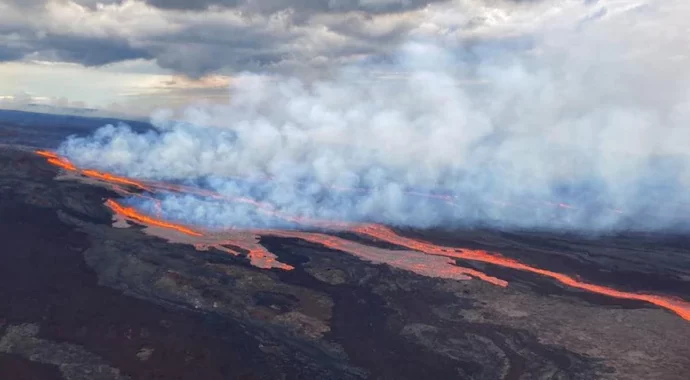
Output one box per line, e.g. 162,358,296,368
105,199,293,270
352,224,690,321
262,229,507,286
36,150,150,191
36,150,690,321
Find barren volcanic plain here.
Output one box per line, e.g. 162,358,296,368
1,114,689,380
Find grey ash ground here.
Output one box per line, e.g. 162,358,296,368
0,116,689,379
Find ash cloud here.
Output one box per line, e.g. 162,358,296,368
58,0,690,233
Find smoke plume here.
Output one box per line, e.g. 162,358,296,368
58,0,690,233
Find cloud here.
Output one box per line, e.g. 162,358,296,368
58,0,690,233
37,34,152,66
0,91,89,111
0,46,24,61
0,0,536,77
141,0,446,15
1,0,50,9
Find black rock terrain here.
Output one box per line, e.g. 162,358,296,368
0,115,689,379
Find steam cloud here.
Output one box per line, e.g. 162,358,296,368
58,0,690,233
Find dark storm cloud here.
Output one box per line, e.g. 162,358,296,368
2,0,123,9
141,16,302,76
39,34,152,66
152,45,285,78
0,20,150,66
144,0,447,14
0,46,24,61
55,0,690,234
0,0,523,77
0,0,433,77
0,18,299,77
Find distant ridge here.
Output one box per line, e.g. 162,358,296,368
0,108,151,130
0,108,153,149
0,103,144,120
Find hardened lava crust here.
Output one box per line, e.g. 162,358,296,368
0,146,689,380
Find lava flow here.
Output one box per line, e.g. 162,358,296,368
105,199,202,237
149,182,351,230
263,229,508,286
103,195,504,284
36,149,690,321
352,224,690,321
35,150,334,227
36,150,150,190
105,198,293,270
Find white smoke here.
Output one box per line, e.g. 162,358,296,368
58,0,690,232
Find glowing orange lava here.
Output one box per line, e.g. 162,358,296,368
82,169,151,191
105,198,293,270
263,230,508,286
352,224,690,321
36,150,59,159
197,232,294,271
46,157,77,172
35,149,690,321
36,150,149,191
149,182,351,229
105,199,203,237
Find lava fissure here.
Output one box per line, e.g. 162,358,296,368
36,150,690,321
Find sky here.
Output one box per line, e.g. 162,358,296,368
1,0,689,232
0,0,629,117
44,0,690,232
1,1,688,117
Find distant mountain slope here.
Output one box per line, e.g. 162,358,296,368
0,109,153,149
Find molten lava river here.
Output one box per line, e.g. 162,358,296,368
36,150,690,322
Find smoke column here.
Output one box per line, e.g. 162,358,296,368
58,0,690,233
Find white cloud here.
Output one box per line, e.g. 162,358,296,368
57,0,690,232
2,0,606,76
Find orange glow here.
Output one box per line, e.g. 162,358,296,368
38,150,77,172
37,150,149,191
457,250,690,321
36,150,59,159
105,198,293,270
46,157,77,172
262,229,507,286
146,181,351,229
36,150,344,228
353,224,690,321
82,169,151,191
203,233,294,271
35,150,295,270
34,150,690,321
105,199,203,237
112,185,164,217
